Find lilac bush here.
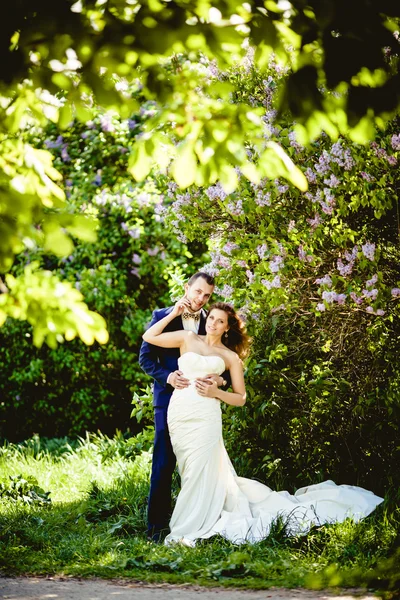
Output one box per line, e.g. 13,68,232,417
154,58,400,492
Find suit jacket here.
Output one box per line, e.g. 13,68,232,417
139,306,208,408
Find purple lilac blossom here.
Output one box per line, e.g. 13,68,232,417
100,114,114,133
128,228,141,239
269,255,284,273
227,199,243,216
236,260,247,268
288,130,302,152
362,242,376,261
316,303,326,312
335,293,346,305
298,245,306,261
363,288,378,300
93,172,102,186
277,184,289,195
205,183,227,201
307,213,323,230
366,274,378,288
220,284,234,298
344,246,358,262
322,290,336,304
223,242,239,255
305,167,317,184
61,144,71,162
261,275,281,289
360,171,375,182
324,174,340,188
337,258,353,277
320,201,334,215
45,135,63,149
350,292,363,305
202,264,220,277
130,268,141,278
255,191,271,206
257,244,268,259
314,151,331,175
391,134,400,151
218,256,231,269
147,246,159,256
246,270,255,283
387,155,397,166
391,288,400,298
315,275,332,287
288,220,296,232
324,188,335,202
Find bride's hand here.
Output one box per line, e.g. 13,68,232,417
195,379,218,398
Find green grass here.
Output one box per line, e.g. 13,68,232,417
0,434,399,598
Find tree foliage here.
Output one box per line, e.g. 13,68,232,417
0,0,399,341
0,108,206,439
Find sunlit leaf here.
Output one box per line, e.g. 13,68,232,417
171,145,197,188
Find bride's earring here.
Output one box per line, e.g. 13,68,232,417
224,331,228,339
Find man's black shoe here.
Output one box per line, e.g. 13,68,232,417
146,527,166,543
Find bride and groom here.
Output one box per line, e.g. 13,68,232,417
139,272,383,546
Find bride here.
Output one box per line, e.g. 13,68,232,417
142,299,383,546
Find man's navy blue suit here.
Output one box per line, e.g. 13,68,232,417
139,306,207,536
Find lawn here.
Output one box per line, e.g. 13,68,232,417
0,433,399,597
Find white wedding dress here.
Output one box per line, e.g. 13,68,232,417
165,352,384,546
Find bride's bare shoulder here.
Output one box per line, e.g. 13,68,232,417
224,349,242,368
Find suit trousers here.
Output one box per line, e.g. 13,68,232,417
147,405,176,535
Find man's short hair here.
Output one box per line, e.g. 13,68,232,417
187,272,215,286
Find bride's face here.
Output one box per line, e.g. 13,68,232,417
206,309,229,337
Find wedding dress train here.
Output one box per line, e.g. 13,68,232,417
165,352,384,545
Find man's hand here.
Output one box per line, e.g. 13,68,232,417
196,374,224,387
171,294,192,318
168,370,190,389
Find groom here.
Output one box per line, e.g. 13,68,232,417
139,271,229,541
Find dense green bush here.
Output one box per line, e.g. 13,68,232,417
0,108,206,440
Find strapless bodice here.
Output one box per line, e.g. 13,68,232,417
178,352,225,379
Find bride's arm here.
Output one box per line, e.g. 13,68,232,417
142,300,188,349
198,355,246,406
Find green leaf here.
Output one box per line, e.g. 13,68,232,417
58,103,73,130
128,143,153,181
67,216,98,242
259,142,308,191
44,229,74,257
171,145,197,188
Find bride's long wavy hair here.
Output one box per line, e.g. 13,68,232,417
207,302,251,359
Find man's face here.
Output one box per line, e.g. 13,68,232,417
185,277,214,312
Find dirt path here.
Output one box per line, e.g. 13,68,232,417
0,577,377,600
